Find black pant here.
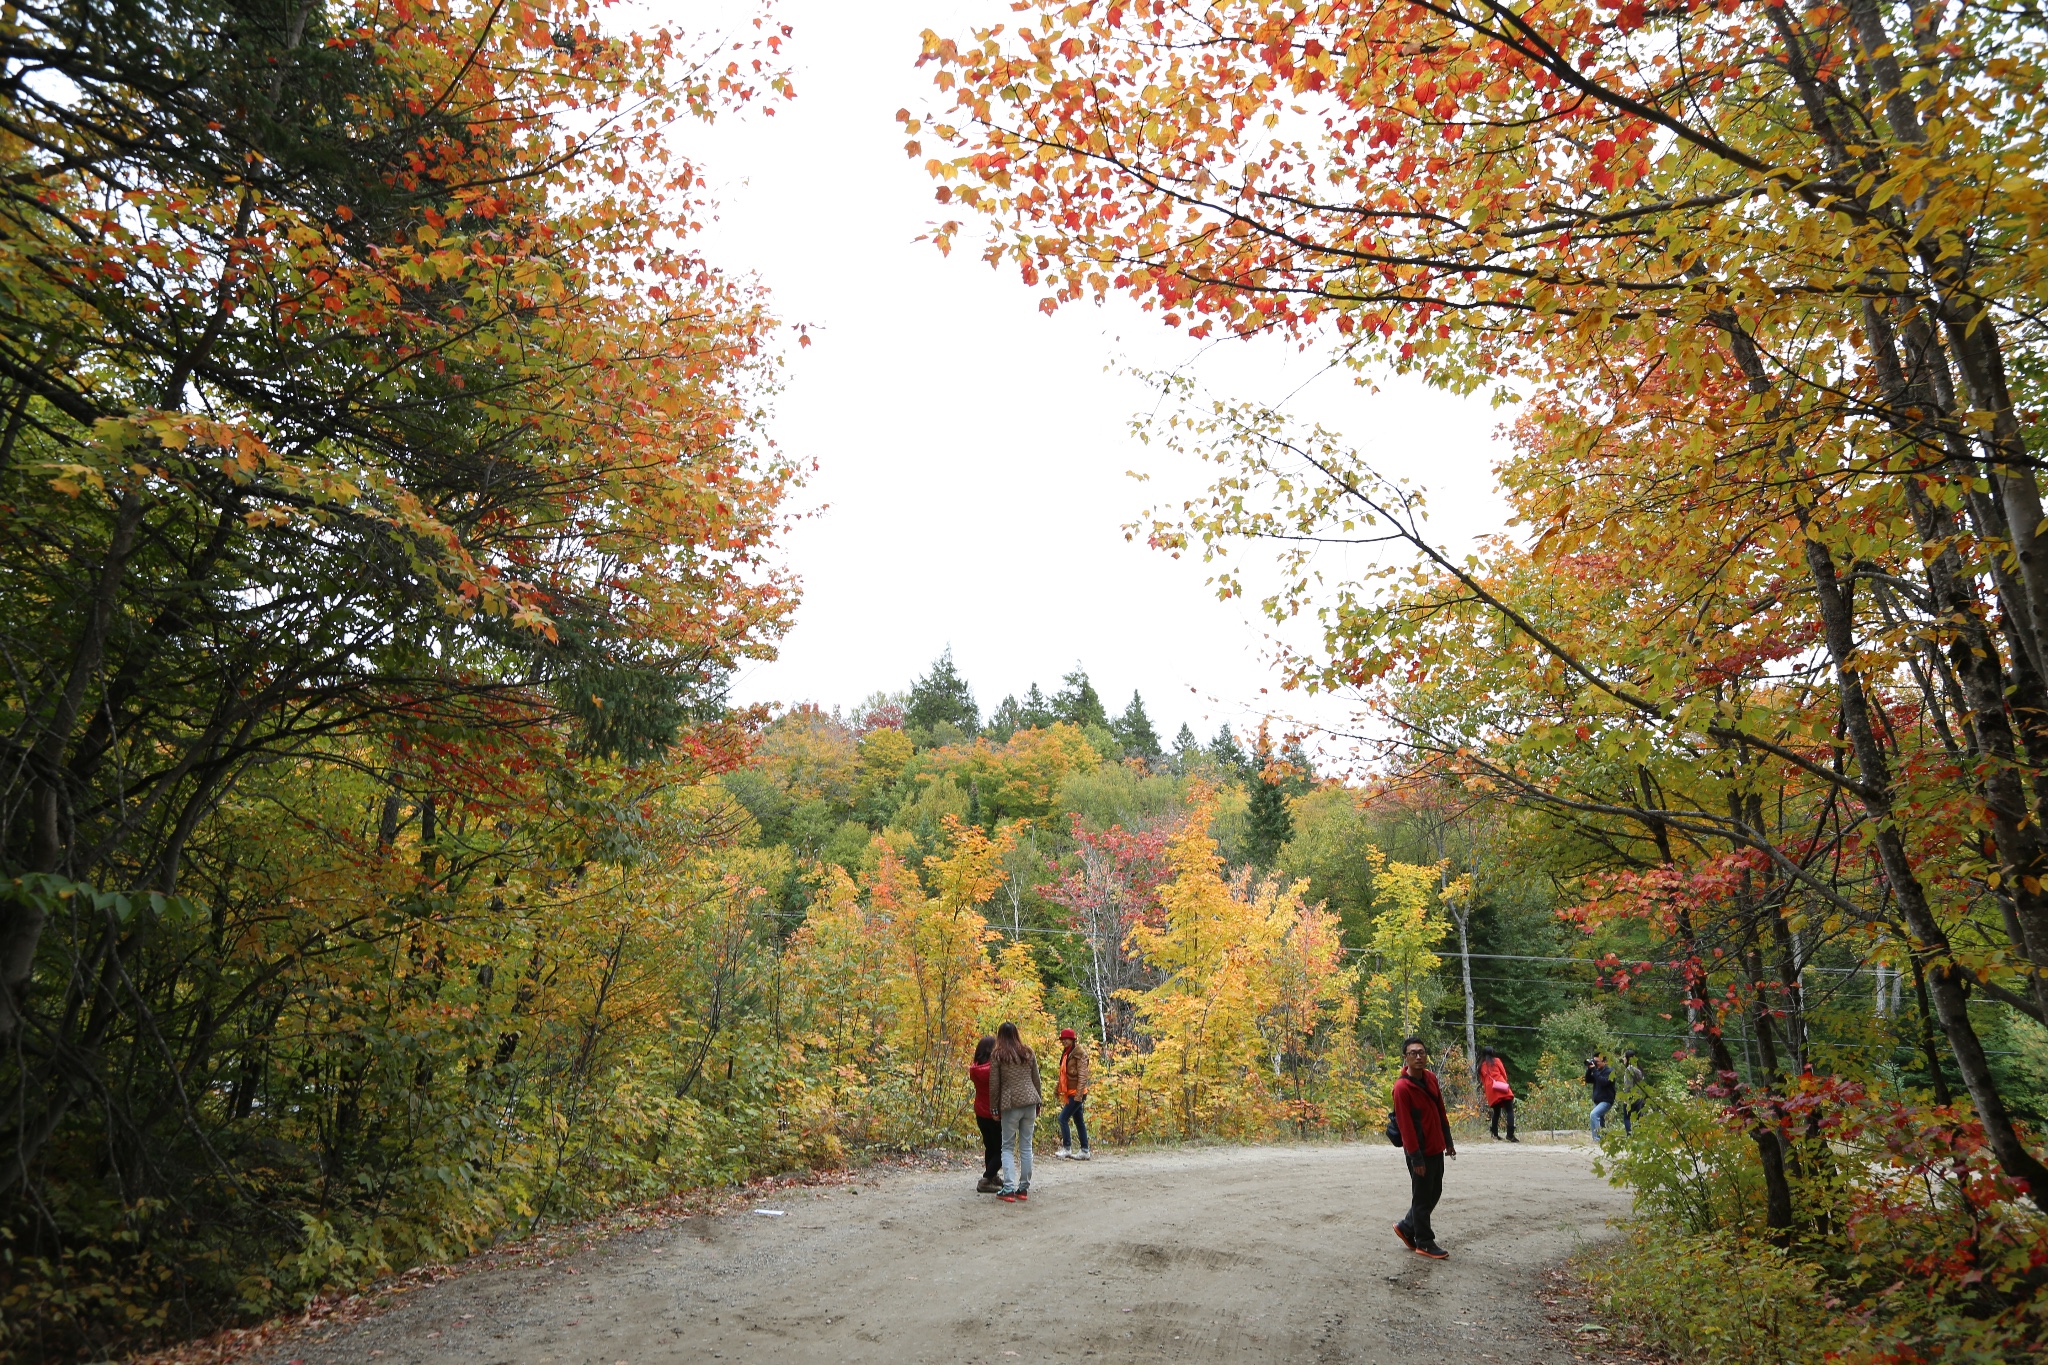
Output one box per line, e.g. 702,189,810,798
1058,1097,1089,1151
1489,1098,1516,1138
1399,1154,1445,1246
976,1115,1001,1180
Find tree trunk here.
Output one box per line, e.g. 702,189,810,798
1908,952,1954,1106
1802,533,2048,1206
1453,904,1477,1092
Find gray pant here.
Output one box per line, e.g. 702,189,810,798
1000,1106,1036,1191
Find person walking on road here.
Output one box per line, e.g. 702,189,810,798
1617,1049,1647,1136
969,1035,1001,1193
1054,1027,1092,1160
989,1021,1043,1203
1584,1053,1616,1143
1391,1035,1456,1260
1478,1046,1517,1142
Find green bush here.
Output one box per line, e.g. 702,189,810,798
1586,1224,1848,1365
1595,1076,1765,1234
1510,1003,1628,1131
1589,1084,2048,1364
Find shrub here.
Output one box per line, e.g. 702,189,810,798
1586,1224,1846,1365
1591,1079,2048,1364
1596,1071,1766,1235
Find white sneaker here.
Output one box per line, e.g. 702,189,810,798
1074,1150,1091,1161
1054,1147,1073,1159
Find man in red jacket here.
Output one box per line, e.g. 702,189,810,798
1392,1035,1456,1260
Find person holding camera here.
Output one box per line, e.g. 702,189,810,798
1584,1053,1616,1143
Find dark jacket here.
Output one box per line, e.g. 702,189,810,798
1585,1063,1616,1105
1393,1069,1455,1157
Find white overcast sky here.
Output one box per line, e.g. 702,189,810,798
663,0,1510,750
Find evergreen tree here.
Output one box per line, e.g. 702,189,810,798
1053,666,1109,730
1208,724,1249,774
986,694,1025,741
1172,723,1202,773
1245,727,1295,867
1113,690,1163,760
906,647,979,737
1020,682,1056,729
1281,737,1316,793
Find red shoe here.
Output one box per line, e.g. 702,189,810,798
1393,1222,1415,1251
1414,1242,1449,1260
1016,1190,1029,1201
998,1191,1020,1202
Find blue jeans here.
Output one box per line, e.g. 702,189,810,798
1000,1106,1036,1191
1591,1100,1613,1141
1058,1097,1089,1151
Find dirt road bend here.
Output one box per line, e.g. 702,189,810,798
258,1142,1631,1365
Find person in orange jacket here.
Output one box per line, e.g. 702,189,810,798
1479,1046,1518,1142
1053,1027,1092,1160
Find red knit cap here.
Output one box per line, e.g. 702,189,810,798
1059,1028,1077,1040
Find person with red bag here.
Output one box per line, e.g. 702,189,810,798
1479,1045,1518,1142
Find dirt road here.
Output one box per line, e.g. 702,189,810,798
259,1141,1631,1364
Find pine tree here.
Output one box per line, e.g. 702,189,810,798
1246,778,1294,868
986,694,1025,741
1207,724,1249,774
1114,690,1164,760
1172,723,1202,773
1020,683,1056,730
1245,726,1294,868
1280,738,1316,793
906,647,979,737
1053,666,1109,730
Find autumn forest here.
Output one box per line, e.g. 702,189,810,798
5,0,2048,1360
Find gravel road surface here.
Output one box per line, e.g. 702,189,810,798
257,1140,1631,1364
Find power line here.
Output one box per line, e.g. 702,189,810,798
1469,1022,2024,1056
764,907,1960,985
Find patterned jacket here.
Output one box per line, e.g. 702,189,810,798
1057,1043,1091,1098
989,1047,1043,1113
